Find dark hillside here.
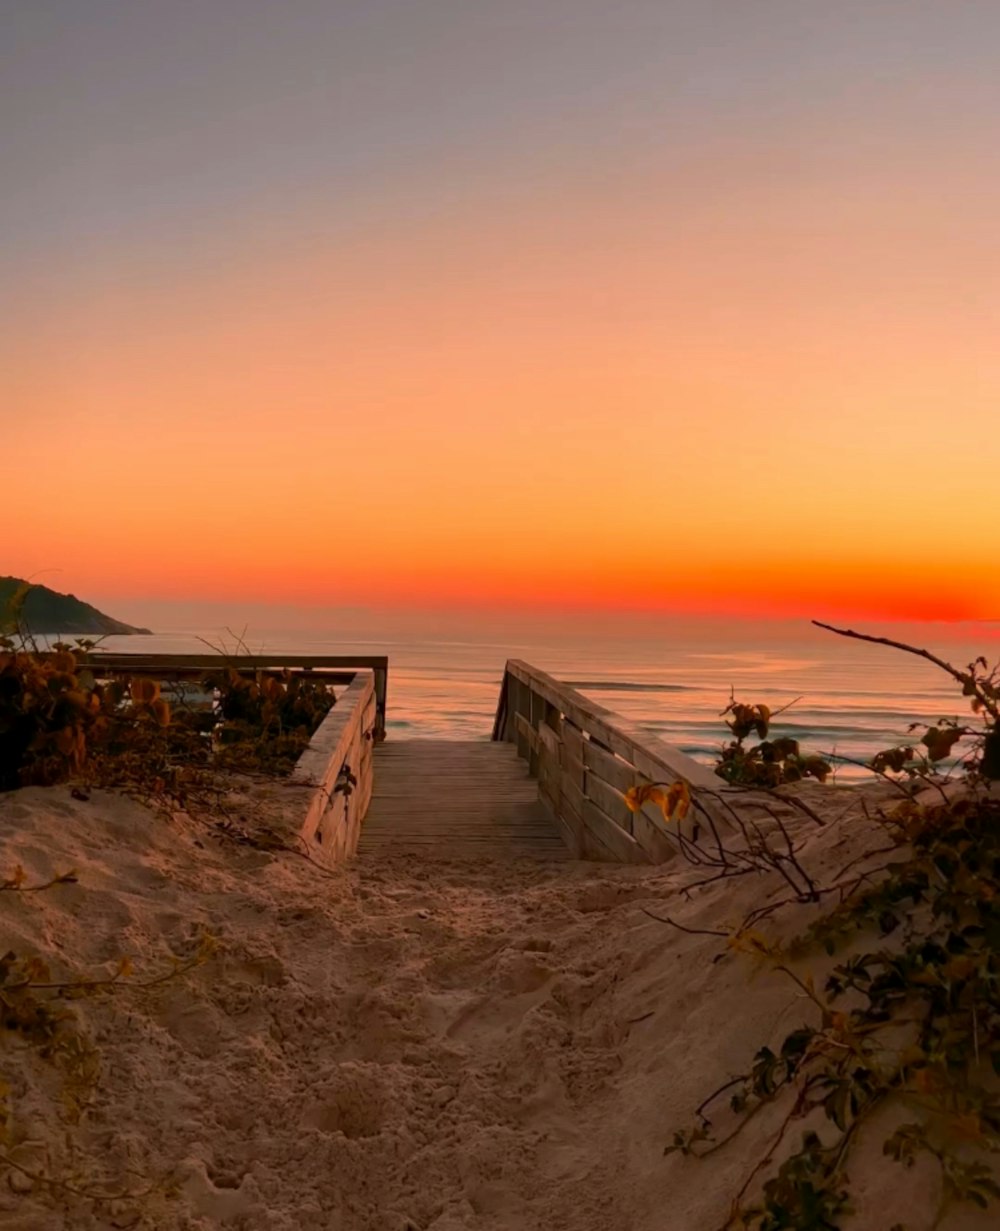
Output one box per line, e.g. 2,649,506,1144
0,577,152,635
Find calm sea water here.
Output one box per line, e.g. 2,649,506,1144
90,613,999,782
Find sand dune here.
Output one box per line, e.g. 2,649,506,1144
0,783,994,1230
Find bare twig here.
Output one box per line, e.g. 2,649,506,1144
812,620,999,721
1,870,78,892
639,906,729,938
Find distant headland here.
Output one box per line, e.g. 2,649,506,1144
0,577,152,636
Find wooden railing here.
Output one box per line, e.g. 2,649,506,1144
492,660,726,864
81,652,389,739
292,670,377,867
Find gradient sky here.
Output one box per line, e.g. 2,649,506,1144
4,1,999,621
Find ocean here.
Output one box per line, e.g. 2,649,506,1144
90,612,999,782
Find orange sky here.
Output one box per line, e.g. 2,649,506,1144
5,3,1000,622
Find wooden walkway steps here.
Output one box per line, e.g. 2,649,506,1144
357,739,569,860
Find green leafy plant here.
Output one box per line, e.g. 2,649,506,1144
0,643,111,791
1,587,336,795
205,666,335,774
715,695,831,788
660,627,1000,1230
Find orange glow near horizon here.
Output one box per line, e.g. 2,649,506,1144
5,9,1000,625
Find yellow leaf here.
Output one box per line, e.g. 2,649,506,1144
625,779,692,824
624,784,665,813
663,780,691,822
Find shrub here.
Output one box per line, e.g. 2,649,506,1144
204,666,335,774
715,695,831,787
660,625,1000,1229
0,645,111,791
1,583,336,792
813,620,999,784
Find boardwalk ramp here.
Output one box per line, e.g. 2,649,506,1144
357,739,569,860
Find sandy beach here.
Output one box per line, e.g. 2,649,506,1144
1,778,995,1231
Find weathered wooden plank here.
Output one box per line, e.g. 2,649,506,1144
514,676,531,723
529,688,548,730
580,800,649,865
502,660,720,788
290,671,375,868
343,722,365,857
537,720,561,757
85,663,358,685
492,669,512,742
539,777,559,816
561,721,584,766
583,771,635,836
358,739,569,861
582,740,640,797
515,712,539,763
537,722,561,815
507,661,616,741
561,773,585,823
537,793,583,859
561,749,584,792
86,654,383,672
631,806,678,864
515,714,538,743
498,660,732,841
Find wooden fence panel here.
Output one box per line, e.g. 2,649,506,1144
492,659,732,866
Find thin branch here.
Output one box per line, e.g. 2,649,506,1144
695,1074,748,1122
639,907,730,938
816,750,914,798
1,870,78,893
812,620,999,721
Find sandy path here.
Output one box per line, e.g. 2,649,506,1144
0,788,655,1230
2,785,995,1231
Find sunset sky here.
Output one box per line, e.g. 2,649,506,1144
5,1,999,623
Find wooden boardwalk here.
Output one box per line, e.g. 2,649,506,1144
81,651,717,868
357,739,569,860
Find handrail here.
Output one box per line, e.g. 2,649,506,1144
292,670,377,866
492,659,726,864
78,651,389,740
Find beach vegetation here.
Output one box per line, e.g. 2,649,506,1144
813,620,1000,784
714,694,832,787
1,586,336,793
203,665,335,774
659,627,1000,1229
